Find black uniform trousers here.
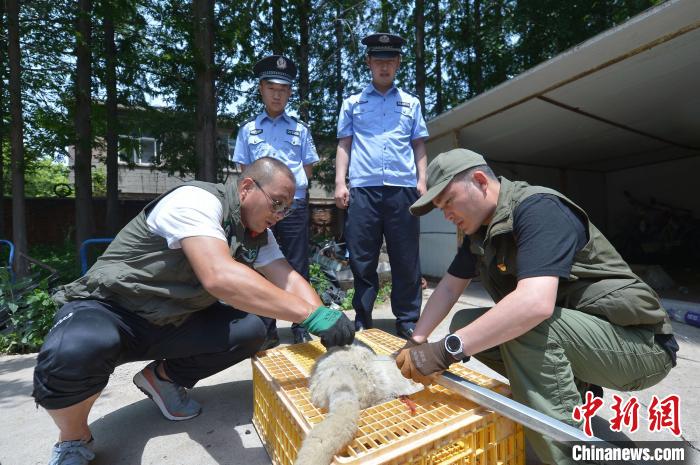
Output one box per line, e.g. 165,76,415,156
345,186,421,330
261,199,310,336
32,299,266,410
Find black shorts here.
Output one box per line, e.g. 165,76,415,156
33,299,266,409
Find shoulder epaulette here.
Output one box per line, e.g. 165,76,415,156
399,88,420,100
344,89,364,100
241,115,257,127
290,115,309,128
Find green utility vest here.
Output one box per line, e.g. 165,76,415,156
53,181,268,326
469,178,672,335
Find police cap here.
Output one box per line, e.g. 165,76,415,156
253,55,297,85
362,33,405,57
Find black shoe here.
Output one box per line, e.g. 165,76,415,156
354,320,366,332
292,328,313,344
396,324,415,340
259,332,280,351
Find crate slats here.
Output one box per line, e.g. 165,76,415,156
252,329,524,465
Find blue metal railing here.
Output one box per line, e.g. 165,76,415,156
0,239,15,282
79,238,115,275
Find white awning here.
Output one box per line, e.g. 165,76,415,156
426,0,700,173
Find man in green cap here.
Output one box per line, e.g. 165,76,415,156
395,148,678,464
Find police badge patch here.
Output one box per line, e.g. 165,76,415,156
286,129,300,137
250,129,263,135
276,56,287,69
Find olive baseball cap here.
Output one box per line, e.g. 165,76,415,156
409,148,487,216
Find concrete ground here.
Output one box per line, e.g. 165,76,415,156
1,281,698,465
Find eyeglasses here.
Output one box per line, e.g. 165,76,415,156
253,179,295,218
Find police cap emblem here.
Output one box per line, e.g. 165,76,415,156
253,55,297,85
361,33,405,57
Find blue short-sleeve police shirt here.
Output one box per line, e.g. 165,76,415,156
336,84,429,188
233,111,319,199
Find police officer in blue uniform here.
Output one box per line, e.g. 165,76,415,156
334,33,429,339
233,55,319,346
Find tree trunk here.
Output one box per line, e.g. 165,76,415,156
74,0,95,254
433,0,443,114
472,0,484,95
414,0,426,110
272,0,284,54
380,0,390,32
7,0,29,276
0,0,6,238
334,4,343,115
297,0,310,122
193,0,217,182
491,0,507,86
104,2,120,235
462,0,474,98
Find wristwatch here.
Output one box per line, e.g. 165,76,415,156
444,334,467,360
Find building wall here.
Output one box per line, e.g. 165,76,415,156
66,128,237,198
418,209,460,278
116,165,188,198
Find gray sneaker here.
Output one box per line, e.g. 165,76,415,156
48,438,95,465
133,361,201,421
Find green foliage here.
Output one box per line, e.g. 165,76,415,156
0,155,107,198
339,283,391,311
340,287,354,310
1,0,662,210
377,282,392,304
92,165,107,197
29,241,81,285
0,241,81,354
310,136,339,196
309,262,330,295
23,158,70,197
0,277,58,354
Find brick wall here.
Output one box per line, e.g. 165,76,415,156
3,197,343,246
2,198,149,246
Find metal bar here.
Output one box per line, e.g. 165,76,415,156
439,371,656,465
438,371,603,444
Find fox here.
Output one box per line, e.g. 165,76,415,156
294,343,422,465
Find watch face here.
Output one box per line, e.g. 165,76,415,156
446,335,462,353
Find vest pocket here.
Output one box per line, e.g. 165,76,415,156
574,278,664,327
575,278,636,308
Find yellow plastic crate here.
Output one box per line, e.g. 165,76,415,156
252,328,525,465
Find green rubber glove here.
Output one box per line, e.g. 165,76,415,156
301,306,355,348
